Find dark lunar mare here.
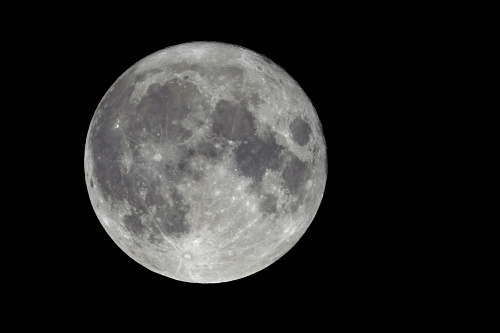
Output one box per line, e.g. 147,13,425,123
234,130,284,185
147,186,191,237
90,71,137,204
212,99,255,141
196,140,221,159
259,194,278,215
90,71,211,238
281,155,312,213
132,78,202,145
289,117,311,146
210,97,313,214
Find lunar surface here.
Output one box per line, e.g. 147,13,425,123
84,42,327,283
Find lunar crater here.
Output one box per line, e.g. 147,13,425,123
85,42,327,283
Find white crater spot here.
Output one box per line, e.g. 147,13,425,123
153,153,162,161
184,253,192,260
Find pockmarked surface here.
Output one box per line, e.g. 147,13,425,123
84,42,327,283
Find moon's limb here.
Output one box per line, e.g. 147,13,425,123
85,42,327,283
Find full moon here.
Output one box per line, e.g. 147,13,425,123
84,42,327,283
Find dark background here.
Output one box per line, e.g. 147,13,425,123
9,4,457,326
28,13,401,317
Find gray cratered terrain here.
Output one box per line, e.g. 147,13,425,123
84,42,327,283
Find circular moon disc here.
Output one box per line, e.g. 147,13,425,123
84,42,327,283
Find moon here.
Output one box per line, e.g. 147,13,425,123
84,42,327,283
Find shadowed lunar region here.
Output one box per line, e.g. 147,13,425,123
84,42,327,283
